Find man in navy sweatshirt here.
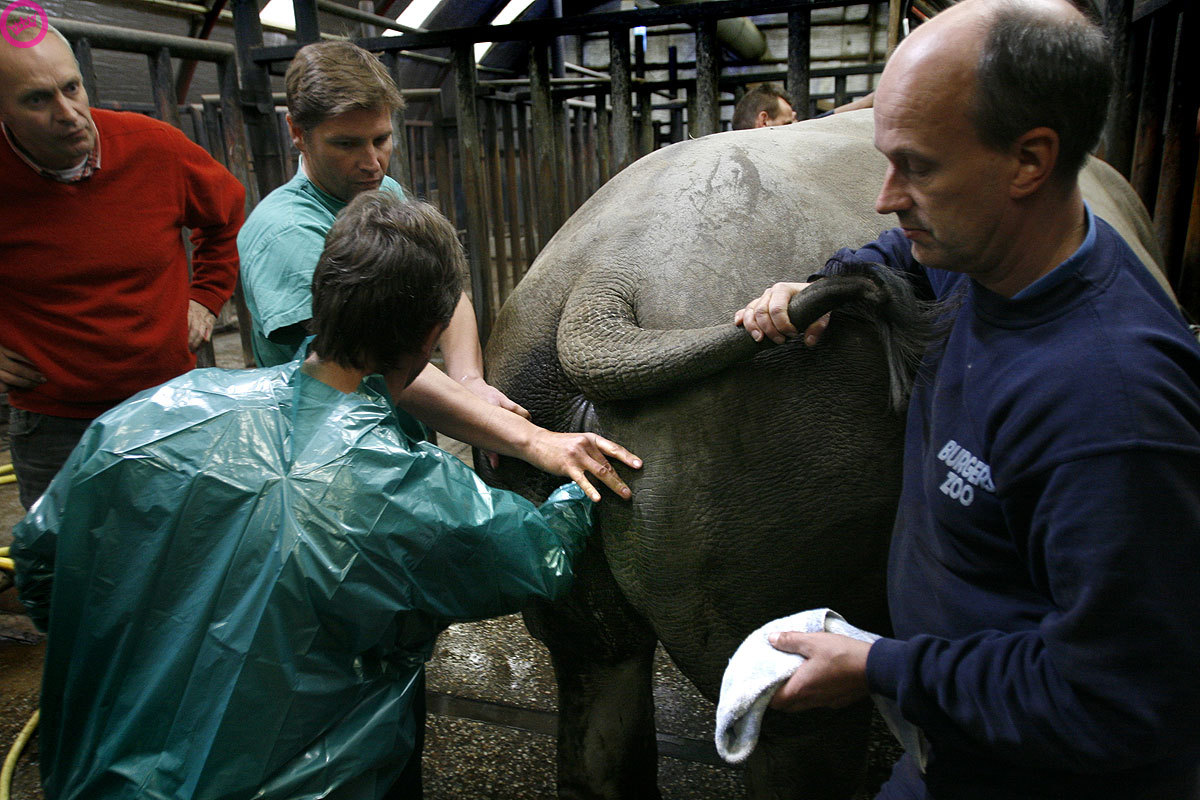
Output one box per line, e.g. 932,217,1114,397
736,0,1200,797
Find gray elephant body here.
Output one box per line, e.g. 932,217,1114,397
480,110,1164,799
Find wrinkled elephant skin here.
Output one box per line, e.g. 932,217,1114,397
478,110,1165,800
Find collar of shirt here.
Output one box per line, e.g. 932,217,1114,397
1011,202,1097,301
2,116,102,183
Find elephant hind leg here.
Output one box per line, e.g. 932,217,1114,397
523,546,661,800
743,700,874,800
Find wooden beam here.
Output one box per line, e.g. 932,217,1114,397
453,43,494,344
788,8,812,119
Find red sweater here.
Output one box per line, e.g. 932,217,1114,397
0,109,244,418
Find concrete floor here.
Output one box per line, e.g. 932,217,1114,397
0,330,898,799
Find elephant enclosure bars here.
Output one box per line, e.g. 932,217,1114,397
235,0,893,343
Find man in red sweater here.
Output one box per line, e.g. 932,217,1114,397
0,26,245,510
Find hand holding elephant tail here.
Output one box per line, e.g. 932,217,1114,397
737,261,948,412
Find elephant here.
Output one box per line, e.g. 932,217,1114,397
476,109,1167,800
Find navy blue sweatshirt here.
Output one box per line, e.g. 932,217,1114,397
851,214,1200,798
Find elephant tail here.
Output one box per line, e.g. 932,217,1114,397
814,256,950,411
557,260,944,410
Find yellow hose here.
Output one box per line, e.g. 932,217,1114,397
0,547,8,557
0,709,39,800
0,476,14,487
0,463,13,476
0,559,13,572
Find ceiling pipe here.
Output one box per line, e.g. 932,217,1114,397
651,0,767,61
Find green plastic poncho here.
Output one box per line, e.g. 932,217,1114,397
13,359,592,800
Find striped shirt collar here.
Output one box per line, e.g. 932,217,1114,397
2,116,102,183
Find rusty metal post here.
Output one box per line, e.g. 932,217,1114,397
453,42,495,343
788,7,811,119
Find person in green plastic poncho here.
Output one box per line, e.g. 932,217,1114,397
12,191,640,800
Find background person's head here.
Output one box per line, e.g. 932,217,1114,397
285,42,405,201
0,25,97,169
732,85,796,130
311,191,463,385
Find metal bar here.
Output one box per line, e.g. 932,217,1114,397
73,38,101,106
315,0,422,34
51,16,233,60
86,0,320,37
351,0,874,52
500,104,526,287
609,29,634,173
788,8,812,119
453,43,495,343
530,40,560,250
694,19,719,136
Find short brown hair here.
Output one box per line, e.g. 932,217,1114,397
311,191,463,372
285,41,405,132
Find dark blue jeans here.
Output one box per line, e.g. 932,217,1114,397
8,408,92,511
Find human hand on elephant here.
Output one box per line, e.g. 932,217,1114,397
766,631,872,712
523,429,642,503
734,282,831,346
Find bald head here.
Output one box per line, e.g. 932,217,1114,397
0,29,97,169
879,0,1111,181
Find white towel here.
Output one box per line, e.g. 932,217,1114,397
714,608,927,771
